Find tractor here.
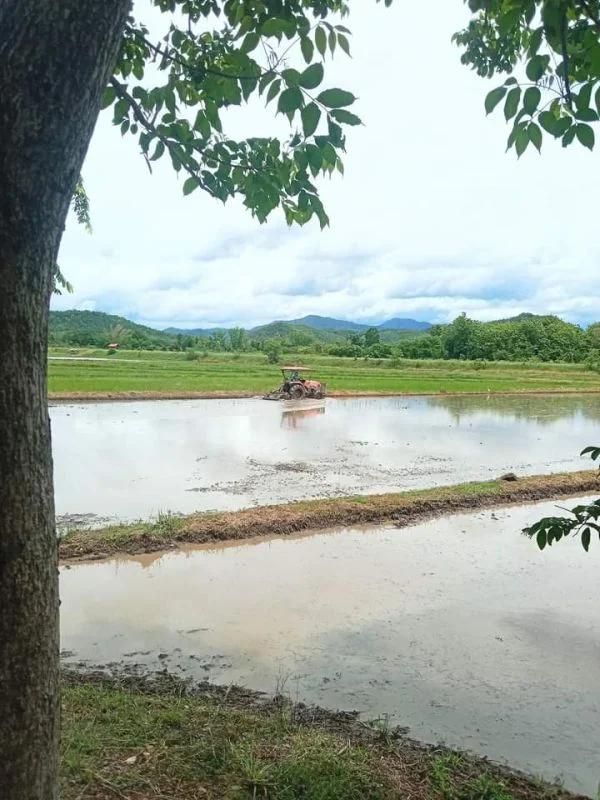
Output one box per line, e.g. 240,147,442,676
263,366,326,401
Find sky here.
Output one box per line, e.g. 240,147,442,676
53,1,600,330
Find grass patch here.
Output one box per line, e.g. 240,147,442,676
48,349,600,398
60,676,583,799
60,470,599,560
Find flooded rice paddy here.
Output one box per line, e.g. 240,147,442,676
51,394,600,527
61,498,600,796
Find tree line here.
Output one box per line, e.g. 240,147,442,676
395,314,600,364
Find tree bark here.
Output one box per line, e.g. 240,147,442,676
0,1,131,797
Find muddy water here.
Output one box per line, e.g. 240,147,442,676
61,498,600,796
51,394,600,526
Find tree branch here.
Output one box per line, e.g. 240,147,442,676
560,4,573,109
139,35,264,82
110,76,212,194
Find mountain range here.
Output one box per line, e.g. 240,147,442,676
163,314,432,335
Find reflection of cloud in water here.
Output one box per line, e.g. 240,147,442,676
61,500,600,795
51,395,600,522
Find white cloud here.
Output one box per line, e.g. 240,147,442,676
53,1,600,329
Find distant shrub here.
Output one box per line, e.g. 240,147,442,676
472,359,487,370
184,350,198,361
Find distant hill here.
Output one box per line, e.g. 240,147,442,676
49,309,430,350
164,314,431,337
379,317,432,331
49,310,176,348
492,313,559,325
163,326,226,335
284,315,431,331
285,315,365,331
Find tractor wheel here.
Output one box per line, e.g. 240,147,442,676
289,383,307,399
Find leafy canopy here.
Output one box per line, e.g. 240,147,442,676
97,0,391,229
454,0,600,155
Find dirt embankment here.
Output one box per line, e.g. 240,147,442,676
60,470,598,561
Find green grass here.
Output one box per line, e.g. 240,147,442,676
59,470,599,560
48,348,600,396
60,680,576,800
61,683,388,799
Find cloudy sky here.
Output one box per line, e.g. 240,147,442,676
54,1,599,330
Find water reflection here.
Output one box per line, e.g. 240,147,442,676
429,393,600,425
51,395,600,524
60,499,600,796
281,404,326,429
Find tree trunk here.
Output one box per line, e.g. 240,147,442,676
0,2,131,797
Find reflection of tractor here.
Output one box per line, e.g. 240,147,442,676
281,405,326,428
264,366,326,401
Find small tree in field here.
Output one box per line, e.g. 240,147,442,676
264,337,283,363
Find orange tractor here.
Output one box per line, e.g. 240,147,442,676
264,366,326,401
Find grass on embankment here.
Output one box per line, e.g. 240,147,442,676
60,471,598,560
48,348,600,398
62,674,583,800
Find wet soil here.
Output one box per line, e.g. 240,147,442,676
52,394,600,527
60,497,600,795
59,470,599,560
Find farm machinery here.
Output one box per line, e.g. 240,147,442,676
264,366,326,401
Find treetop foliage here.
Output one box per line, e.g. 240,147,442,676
100,0,391,228
454,0,600,155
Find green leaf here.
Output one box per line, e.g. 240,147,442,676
240,32,259,54
150,140,165,161
330,109,362,126
306,143,323,176
528,122,542,152
277,87,303,114
328,30,336,55
299,63,324,90
300,36,314,64
538,111,556,135
183,176,199,195
301,103,321,137
562,127,576,147
553,116,572,137
582,527,591,552
315,26,327,58
338,33,351,57
523,86,541,116
485,86,507,115
575,123,595,150
266,79,281,105
538,110,572,137
575,108,599,122
261,18,286,38
317,88,356,108
526,54,548,81
282,68,301,87
595,87,600,115
504,87,521,121
101,85,116,110
515,126,529,157
113,98,128,123
536,529,547,550
575,82,593,112
259,72,276,96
